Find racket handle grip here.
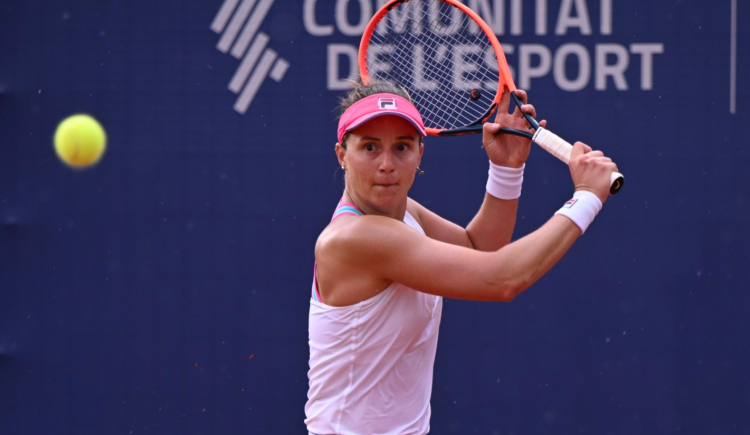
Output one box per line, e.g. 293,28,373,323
532,128,624,195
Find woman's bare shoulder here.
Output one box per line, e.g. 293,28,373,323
315,213,419,267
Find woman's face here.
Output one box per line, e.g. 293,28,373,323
338,115,423,215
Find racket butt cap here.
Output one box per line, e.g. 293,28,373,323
610,173,624,195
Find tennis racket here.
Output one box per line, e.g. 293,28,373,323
358,0,624,195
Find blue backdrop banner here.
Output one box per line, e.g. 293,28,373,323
1,0,749,433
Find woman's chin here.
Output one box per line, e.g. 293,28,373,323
368,186,406,209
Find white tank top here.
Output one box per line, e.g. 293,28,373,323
305,205,443,435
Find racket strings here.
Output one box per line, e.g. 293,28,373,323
373,8,487,127
421,23,491,128
367,0,501,130
411,11,492,125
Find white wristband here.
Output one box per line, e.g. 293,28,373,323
486,162,524,200
554,190,602,234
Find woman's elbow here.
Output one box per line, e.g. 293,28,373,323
489,274,533,302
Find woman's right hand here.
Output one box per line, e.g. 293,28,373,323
568,142,619,203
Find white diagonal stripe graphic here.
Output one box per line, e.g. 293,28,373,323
212,0,288,113
269,59,289,82
210,0,241,33
217,0,258,53
231,0,275,59
228,32,270,93
234,49,277,114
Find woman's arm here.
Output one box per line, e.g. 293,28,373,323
336,211,579,302
409,195,518,251
337,141,617,302
413,89,543,251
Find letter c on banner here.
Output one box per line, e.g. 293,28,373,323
336,0,372,36
304,0,334,36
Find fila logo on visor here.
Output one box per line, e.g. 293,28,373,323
378,98,397,109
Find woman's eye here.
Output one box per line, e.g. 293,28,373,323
365,144,375,151
397,144,408,151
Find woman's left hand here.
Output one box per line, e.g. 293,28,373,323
481,89,547,168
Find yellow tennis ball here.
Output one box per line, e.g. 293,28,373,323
53,114,107,168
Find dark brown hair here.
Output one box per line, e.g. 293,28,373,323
338,81,413,149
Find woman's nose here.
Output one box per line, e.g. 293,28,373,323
379,150,395,172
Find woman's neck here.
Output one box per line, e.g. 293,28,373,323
342,191,407,221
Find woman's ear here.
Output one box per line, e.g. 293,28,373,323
335,142,346,167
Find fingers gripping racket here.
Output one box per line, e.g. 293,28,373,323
359,0,624,195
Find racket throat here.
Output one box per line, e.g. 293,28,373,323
437,103,504,136
439,124,534,140
436,100,534,139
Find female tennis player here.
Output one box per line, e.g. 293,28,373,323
305,82,618,435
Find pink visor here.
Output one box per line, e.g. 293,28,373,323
337,93,427,143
